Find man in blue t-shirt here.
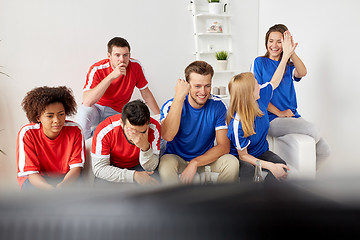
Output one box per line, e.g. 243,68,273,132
159,61,239,184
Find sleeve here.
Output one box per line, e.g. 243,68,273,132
91,122,111,158
134,61,149,90
215,100,228,131
83,64,102,91
139,119,161,171
68,127,85,169
17,129,40,177
251,57,265,84
290,64,302,82
92,156,135,183
160,99,173,123
259,82,274,108
227,118,251,151
91,120,136,183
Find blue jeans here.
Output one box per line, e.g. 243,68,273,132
76,104,121,139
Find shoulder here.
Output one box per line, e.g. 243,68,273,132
94,114,122,137
161,98,175,110
228,113,242,131
129,58,144,69
90,59,110,69
63,120,83,134
18,123,40,138
207,95,227,110
254,56,269,65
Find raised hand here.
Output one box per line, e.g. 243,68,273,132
282,31,298,59
111,62,127,79
174,79,190,102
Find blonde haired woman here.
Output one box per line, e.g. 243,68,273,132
227,31,295,182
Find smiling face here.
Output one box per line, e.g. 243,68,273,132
108,46,130,69
188,72,212,109
37,102,66,140
267,31,284,61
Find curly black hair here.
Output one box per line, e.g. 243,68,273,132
21,86,77,123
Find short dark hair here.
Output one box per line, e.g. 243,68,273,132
184,60,214,82
121,100,150,126
21,86,77,123
107,37,131,53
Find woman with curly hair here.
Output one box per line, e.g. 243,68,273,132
16,86,85,190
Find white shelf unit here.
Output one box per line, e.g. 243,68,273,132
189,0,239,98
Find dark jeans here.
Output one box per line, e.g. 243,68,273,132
238,151,287,183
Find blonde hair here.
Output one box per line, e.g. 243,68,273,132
226,72,263,137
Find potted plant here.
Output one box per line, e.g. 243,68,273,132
208,0,222,14
215,50,228,70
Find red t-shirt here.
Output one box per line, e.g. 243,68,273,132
91,114,160,169
16,121,85,188
83,58,149,113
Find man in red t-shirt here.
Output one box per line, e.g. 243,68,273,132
77,37,160,139
91,100,160,185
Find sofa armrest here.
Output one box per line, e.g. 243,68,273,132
269,134,316,180
82,138,95,186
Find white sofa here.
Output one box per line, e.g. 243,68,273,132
83,133,316,186
267,134,316,180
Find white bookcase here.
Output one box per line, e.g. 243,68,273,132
189,0,239,99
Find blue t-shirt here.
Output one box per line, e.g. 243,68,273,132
227,82,273,158
251,56,302,122
161,95,227,161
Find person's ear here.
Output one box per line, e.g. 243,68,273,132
107,52,111,59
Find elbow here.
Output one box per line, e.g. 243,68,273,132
303,70,307,77
161,128,176,142
298,69,307,78
217,142,230,155
162,133,174,142
82,91,96,107
82,98,94,107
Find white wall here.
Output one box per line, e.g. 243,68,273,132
258,0,360,177
0,0,258,189
4,0,355,188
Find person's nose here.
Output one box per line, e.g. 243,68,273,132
53,116,59,123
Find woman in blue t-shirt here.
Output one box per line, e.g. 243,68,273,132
227,31,297,182
251,24,330,168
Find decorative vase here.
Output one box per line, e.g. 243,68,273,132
208,3,222,14
217,60,228,71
